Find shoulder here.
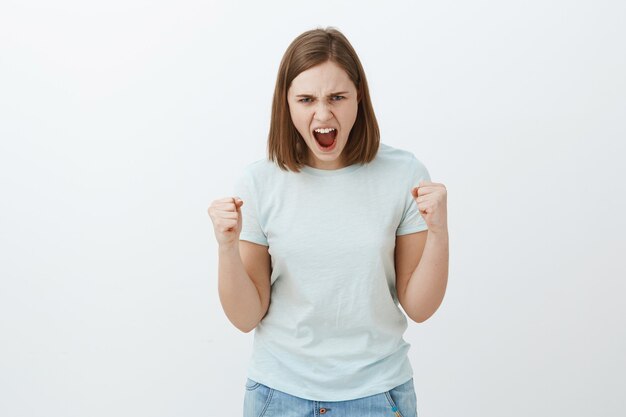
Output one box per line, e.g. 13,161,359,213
237,157,283,181
375,142,428,173
235,157,287,193
241,157,275,175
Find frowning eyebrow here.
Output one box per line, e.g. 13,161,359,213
295,91,350,98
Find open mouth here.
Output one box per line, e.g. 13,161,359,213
313,128,337,150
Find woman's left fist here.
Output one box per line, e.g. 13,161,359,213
411,180,448,234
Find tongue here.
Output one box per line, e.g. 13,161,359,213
314,130,336,146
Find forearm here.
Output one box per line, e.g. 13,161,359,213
404,229,449,323
217,244,263,333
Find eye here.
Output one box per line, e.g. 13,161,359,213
332,96,345,101
298,98,313,103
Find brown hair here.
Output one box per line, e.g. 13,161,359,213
267,27,380,172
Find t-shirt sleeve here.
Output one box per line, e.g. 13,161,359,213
233,170,269,246
396,157,431,236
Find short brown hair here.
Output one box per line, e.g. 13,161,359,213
267,27,380,172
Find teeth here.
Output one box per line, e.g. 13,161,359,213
314,128,336,134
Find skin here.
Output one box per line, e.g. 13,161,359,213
396,181,449,323
287,60,359,170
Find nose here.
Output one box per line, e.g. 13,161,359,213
313,101,333,122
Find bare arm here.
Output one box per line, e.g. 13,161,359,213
396,229,449,323
209,197,272,333
218,241,271,333
396,180,449,323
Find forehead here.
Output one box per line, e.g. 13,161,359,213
289,61,355,94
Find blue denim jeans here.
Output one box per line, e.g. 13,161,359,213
243,377,418,417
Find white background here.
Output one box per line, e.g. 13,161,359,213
1,1,625,416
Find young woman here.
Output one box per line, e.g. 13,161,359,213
208,27,449,417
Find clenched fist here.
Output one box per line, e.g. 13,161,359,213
411,180,448,235
208,197,244,246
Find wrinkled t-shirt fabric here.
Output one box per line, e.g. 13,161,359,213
232,142,431,401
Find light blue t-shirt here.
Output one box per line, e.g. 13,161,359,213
232,142,431,401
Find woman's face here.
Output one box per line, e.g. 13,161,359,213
287,60,359,170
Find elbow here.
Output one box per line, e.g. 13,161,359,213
408,311,431,324
226,306,266,333
227,316,258,333
236,316,263,333
238,326,254,334
401,299,431,323
405,304,439,323
406,298,445,324
236,321,259,333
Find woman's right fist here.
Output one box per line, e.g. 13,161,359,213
208,197,244,246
